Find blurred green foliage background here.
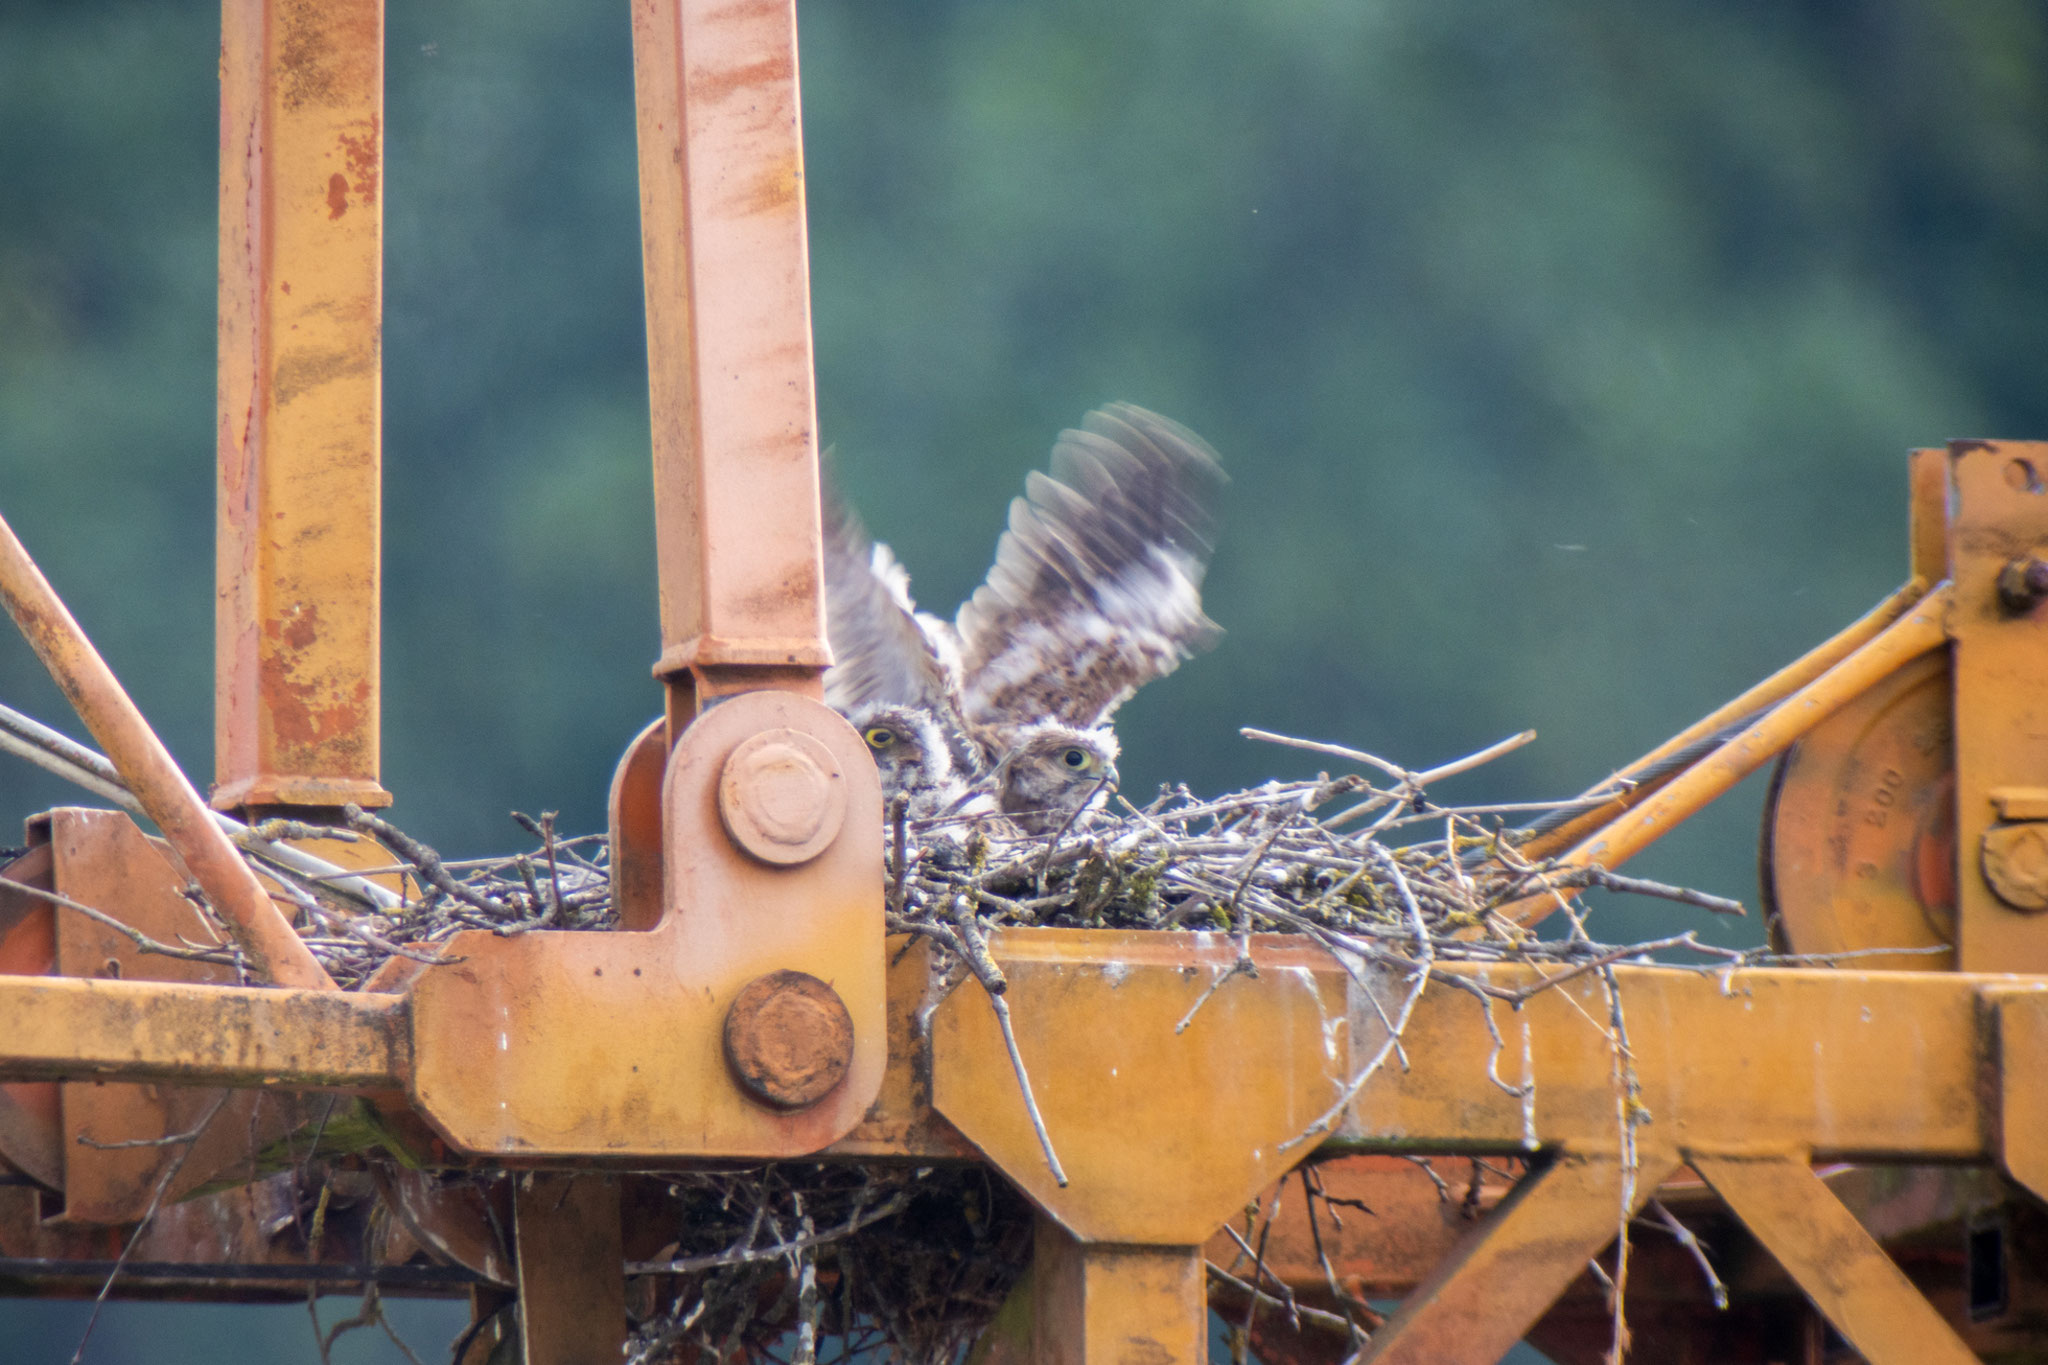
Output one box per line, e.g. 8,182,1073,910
2,0,2046,1359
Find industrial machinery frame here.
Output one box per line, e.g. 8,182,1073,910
3,3,2047,1364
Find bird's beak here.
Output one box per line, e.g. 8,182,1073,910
1102,763,1121,791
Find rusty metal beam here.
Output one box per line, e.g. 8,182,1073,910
1947,441,2048,971
1032,1218,1207,1365
1504,585,1952,922
1342,960,2009,1160
513,1174,626,1365
0,943,2029,1176
0,975,401,1088
215,0,391,815
0,511,335,990
1518,577,1930,862
1690,1152,1978,1365
631,0,831,717
1359,1150,1680,1365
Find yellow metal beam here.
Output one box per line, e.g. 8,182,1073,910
1359,1149,1681,1365
1502,585,1952,923
513,1174,626,1365
215,0,391,814
0,976,403,1089
1690,1152,1978,1365
0,942,2027,1173
1343,960,2012,1162
1994,990,2048,1208
929,930,1350,1245
1031,1219,1206,1365
631,0,831,714
1948,441,2048,971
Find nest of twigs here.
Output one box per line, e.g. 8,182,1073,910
23,721,1760,1364
211,726,1758,1365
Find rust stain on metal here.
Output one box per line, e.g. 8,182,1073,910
723,970,854,1109
336,116,379,204
325,171,348,218
275,0,377,113
731,566,821,620
267,598,321,653
737,156,802,217
689,51,794,106
261,671,372,761
269,343,372,407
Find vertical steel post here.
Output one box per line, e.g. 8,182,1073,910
631,0,831,735
1948,441,2048,971
512,1174,627,1365
1032,1219,1209,1365
215,0,392,815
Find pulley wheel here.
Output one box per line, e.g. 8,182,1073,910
1760,651,1956,970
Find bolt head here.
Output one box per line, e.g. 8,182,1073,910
723,970,855,1110
1983,821,2048,913
717,728,845,865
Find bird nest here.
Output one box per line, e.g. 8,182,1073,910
196,727,1758,1365
32,727,1760,1365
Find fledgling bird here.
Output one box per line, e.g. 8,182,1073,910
824,403,1225,834
846,703,976,823
987,723,1120,836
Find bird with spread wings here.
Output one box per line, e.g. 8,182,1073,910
823,403,1226,834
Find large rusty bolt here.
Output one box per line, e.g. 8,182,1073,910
1984,822,2048,913
1996,556,2048,614
722,970,855,1110
716,728,846,866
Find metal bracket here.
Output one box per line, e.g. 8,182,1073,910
407,690,883,1157
1949,441,2048,968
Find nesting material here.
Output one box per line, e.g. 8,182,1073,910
200,728,1755,1365
6,716,1762,1365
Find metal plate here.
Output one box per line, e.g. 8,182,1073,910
1761,651,1956,969
0,844,61,1191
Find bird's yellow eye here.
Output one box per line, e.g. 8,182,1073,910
1062,747,1091,769
864,726,896,749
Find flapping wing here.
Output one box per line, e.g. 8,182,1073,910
821,492,964,723
955,404,1225,734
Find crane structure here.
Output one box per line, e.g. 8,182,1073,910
3,3,2048,1363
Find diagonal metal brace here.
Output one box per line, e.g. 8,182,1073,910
1690,1150,1978,1365
1359,1147,1681,1365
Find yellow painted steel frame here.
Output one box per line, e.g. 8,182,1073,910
0,936,2043,1363
214,0,391,815
17,0,2048,1355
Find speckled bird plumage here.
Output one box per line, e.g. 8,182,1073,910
824,403,1224,831
989,724,1121,835
845,704,977,822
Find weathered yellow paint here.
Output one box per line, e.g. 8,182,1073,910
215,0,390,812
